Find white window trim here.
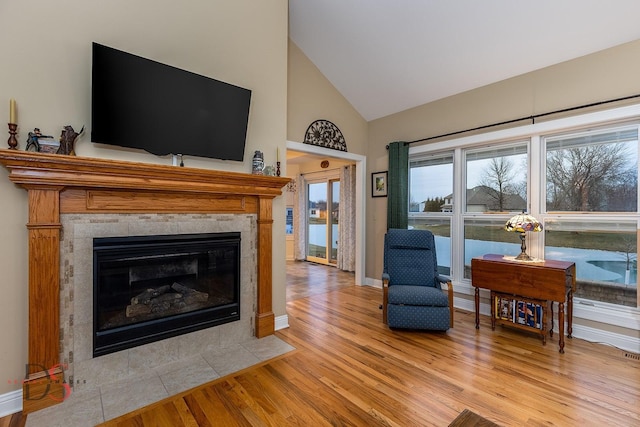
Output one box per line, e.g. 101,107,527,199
409,103,640,331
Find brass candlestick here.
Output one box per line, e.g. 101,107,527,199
276,161,281,177
7,123,18,149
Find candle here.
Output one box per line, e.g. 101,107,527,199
277,147,279,162
9,99,16,124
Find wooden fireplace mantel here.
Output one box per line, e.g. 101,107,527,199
0,149,290,413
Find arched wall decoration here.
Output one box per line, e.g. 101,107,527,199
303,119,347,151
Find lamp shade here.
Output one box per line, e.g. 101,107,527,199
505,213,542,233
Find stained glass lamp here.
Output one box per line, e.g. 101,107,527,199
505,213,543,261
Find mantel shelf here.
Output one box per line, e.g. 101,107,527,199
0,149,290,196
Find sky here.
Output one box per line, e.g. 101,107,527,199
308,181,339,203
410,159,502,202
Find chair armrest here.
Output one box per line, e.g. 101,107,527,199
437,276,454,328
435,274,450,285
382,273,389,324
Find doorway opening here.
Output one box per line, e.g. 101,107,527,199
285,140,366,286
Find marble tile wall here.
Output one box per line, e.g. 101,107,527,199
58,213,257,392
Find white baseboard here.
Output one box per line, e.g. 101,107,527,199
275,314,289,331
571,323,640,354
0,389,22,418
466,295,640,353
366,276,640,354
364,278,382,288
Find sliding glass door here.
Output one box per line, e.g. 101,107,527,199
307,179,340,264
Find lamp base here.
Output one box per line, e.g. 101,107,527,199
514,251,534,261
515,232,533,261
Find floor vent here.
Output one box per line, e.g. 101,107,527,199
624,351,640,361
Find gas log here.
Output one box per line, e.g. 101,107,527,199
126,283,209,318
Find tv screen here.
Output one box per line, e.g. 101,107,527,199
91,43,251,161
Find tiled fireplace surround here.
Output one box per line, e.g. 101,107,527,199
0,149,291,419
60,212,258,390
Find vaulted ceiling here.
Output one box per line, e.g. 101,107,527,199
289,1,640,121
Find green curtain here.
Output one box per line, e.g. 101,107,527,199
387,141,409,230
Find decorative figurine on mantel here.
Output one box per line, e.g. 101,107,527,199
252,150,264,175
25,128,55,152
56,125,84,155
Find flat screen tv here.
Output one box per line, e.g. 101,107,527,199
91,42,251,161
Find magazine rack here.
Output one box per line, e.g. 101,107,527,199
492,292,551,344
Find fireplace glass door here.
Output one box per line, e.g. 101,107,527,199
93,232,241,356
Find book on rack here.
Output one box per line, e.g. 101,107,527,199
496,296,514,321
515,301,543,329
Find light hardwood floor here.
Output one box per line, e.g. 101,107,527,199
4,261,640,426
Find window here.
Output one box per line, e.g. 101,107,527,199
545,220,637,307
463,217,521,279
409,152,453,213
408,216,451,275
465,144,528,213
545,126,638,212
409,152,453,276
543,124,638,306
409,112,639,310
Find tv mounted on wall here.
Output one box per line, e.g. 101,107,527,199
91,42,251,162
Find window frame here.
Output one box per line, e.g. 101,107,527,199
408,104,640,331
408,150,456,275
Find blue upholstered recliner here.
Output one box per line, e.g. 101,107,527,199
382,229,454,331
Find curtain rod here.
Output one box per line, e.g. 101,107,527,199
386,93,640,149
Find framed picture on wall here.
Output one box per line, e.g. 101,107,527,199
371,171,388,197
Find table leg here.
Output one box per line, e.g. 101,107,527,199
558,302,565,353
549,301,554,337
474,287,480,329
567,290,573,338
541,303,547,345
490,291,496,330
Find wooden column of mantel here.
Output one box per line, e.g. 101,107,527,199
0,149,289,413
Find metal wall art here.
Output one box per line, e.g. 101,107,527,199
303,119,347,151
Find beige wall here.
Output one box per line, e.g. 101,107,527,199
366,39,640,282
286,39,368,279
287,40,368,154
0,0,287,395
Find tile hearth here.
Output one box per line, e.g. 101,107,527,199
25,335,294,426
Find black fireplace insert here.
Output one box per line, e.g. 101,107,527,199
93,232,240,357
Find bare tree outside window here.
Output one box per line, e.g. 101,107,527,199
468,154,527,213
479,157,516,211
546,142,637,212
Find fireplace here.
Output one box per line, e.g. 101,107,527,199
93,232,241,356
0,149,289,414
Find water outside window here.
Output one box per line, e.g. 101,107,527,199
545,220,637,306
408,217,452,276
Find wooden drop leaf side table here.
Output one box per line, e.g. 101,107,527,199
471,254,576,353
